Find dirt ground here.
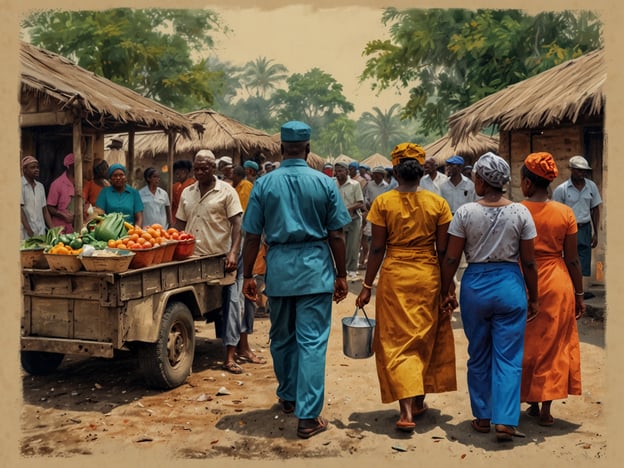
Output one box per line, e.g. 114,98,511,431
20,282,607,465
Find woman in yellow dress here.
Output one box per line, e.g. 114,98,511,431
356,142,457,433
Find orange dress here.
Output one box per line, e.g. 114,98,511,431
520,200,582,402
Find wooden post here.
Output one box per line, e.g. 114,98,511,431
167,131,175,203
73,119,84,231
127,129,135,186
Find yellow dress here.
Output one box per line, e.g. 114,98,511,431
367,189,457,403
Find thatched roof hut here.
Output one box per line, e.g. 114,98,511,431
361,153,392,168
424,133,499,166
448,48,605,144
117,109,280,164
331,154,356,165
20,41,195,229
445,48,606,278
20,41,194,135
305,152,326,170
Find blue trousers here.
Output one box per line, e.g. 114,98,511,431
217,253,256,346
268,293,333,419
460,262,527,426
577,222,592,276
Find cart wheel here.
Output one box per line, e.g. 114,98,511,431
138,301,195,389
20,351,64,375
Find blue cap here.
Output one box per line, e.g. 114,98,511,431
360,164,370,170
446,155,465,165
243,160,259,171
281,121,312,142
348,161,359,169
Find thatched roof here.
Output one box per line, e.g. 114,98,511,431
361,153,392,168
111,110,281,162
20,41,193,135
331,154,356,164
448,49,605,144
425,133,500,165
305,152,325,170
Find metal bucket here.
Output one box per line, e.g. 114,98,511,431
342,307,375,359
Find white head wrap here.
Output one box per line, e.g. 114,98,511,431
474,152,510,188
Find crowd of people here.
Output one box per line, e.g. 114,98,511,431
19,120,601,443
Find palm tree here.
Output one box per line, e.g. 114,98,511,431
239,56,288,99
357,104,410,154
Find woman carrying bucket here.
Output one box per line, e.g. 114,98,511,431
355,142,457,433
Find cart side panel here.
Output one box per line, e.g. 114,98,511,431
30,297,71,337
74,300,119,344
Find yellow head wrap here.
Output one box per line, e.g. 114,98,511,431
390,142,426,166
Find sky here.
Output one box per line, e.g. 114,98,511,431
209,5,403,117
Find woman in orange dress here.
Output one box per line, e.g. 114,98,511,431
520,152,585,426
356,142,457,433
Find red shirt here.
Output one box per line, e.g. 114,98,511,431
172,177,195,219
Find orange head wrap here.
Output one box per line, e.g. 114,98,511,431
524,152,558,181
390,142,426,166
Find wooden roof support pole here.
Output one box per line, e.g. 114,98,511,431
127,129,135,186
167,131,175,205
73,119,84,231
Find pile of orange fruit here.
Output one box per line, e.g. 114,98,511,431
107,224,186,250
46,242,83,255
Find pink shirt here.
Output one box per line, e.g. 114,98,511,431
47,171,75,233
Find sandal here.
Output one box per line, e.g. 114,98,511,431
395,420,416,433
236,354,267,365
471,418,491,433
222,361,243,374
494,424,526,442
297,417,329,439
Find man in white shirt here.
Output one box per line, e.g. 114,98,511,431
335,161,364,280
419,157,448,195
552,155,602,297
360,166,389,268
440,155,476,214
21,155,52,239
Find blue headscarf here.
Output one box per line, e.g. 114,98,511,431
108,163,127,178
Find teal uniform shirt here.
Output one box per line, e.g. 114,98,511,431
95,185,144,225
242,159,351,297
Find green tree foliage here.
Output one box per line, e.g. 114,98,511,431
239,56,288,98
316,116,358,158
357,104,411,155
228,95,280,134
272,68,355,157
273,68,355,130
22,8,226,112
361,8,602,137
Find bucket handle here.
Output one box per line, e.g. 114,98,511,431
350,306,374,328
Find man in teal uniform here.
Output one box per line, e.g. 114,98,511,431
241,121,351,439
